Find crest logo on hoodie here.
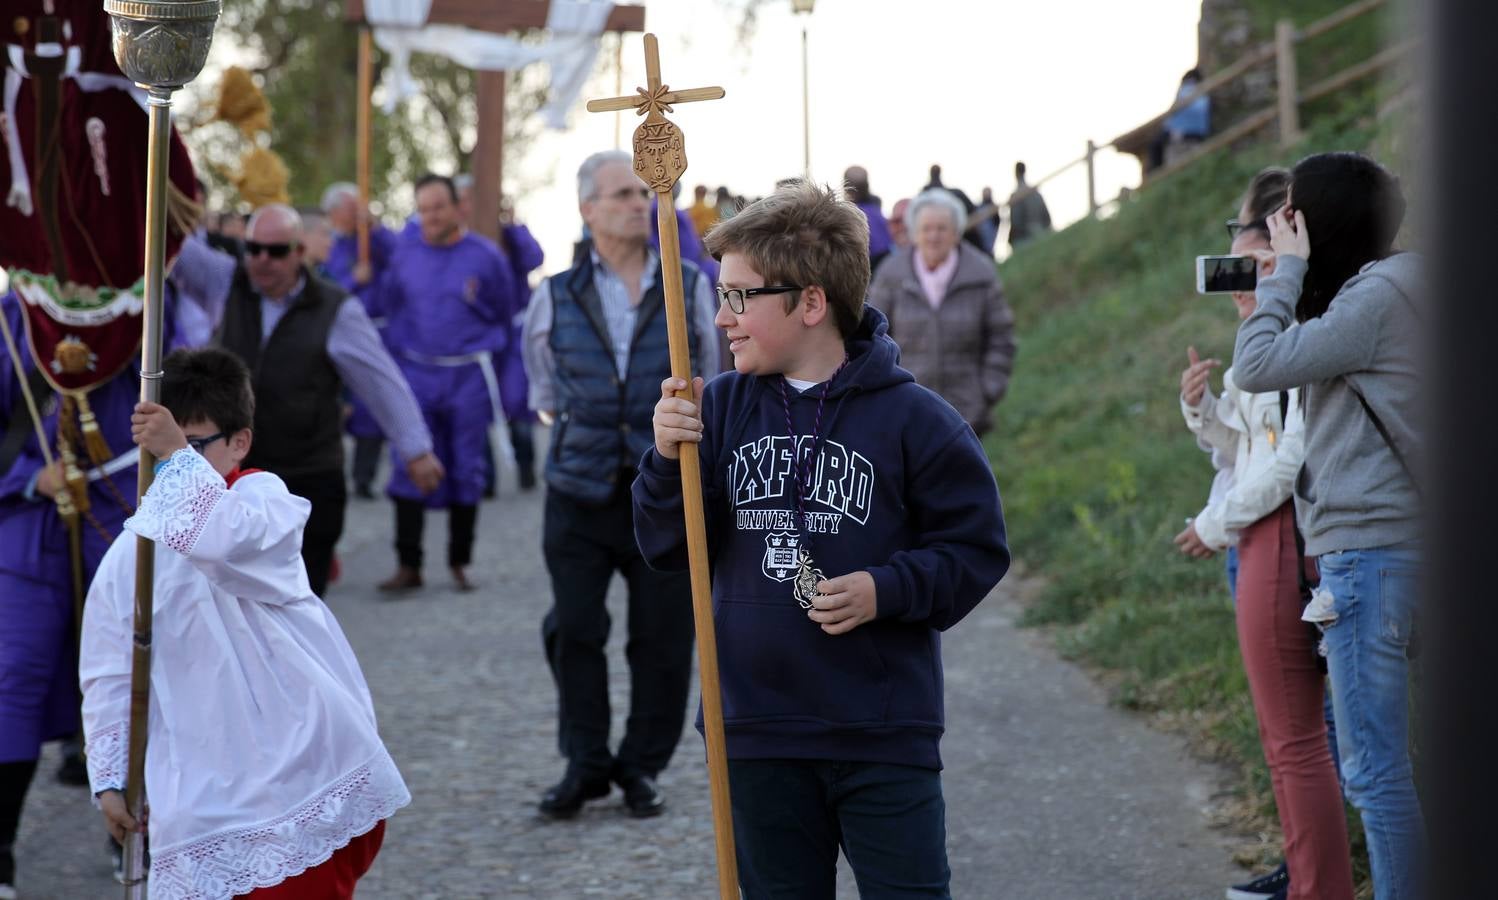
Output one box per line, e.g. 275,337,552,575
762,531,801,582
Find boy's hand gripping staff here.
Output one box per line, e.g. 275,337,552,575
587,36,736,899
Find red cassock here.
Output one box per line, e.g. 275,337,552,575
2,0,197,393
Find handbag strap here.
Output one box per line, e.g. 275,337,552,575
1345,377,1421,500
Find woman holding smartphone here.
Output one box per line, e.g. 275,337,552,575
1178,167,1355,900
1233,152,1422,900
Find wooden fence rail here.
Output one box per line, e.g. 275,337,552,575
1000,0,1408,230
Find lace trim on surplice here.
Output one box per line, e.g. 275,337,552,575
122,447,224,556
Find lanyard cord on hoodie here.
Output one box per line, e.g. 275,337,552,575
778,356,848,607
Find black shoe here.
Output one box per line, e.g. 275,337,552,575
617,773,665,818
56,747,89,787
1226,861,1289,899
519,468,537,491
538,774,610,819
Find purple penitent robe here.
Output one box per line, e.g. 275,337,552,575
0,291,193,762
326,224,400,441
379,232,517,507
498,224,544,422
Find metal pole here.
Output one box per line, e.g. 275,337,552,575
357,27,372,269
120,84,172,900
801,25,811,178
102,3,222,896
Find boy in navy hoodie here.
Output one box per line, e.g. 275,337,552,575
633,181,1009,898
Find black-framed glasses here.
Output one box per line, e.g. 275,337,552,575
1225,218,1265,241
715,284,803,315
186,432,226,454
245,241,294,259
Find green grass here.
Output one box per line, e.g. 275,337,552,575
985,101,1400,877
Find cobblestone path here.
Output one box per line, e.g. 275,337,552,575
16,446,1240,899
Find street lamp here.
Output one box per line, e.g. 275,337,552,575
792,0,814,178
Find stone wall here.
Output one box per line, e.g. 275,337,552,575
1196,0,1276,133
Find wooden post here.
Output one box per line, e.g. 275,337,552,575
1276,19,1302,147
471,71,506,243
1085,139,1098,218
356,27,372,267
344,1,647,246
586,35,735,898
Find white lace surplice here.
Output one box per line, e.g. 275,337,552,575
79,449,410,900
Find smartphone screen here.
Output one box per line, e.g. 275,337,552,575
1197,255,1257,294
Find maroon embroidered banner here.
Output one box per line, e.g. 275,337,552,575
1,1,197,394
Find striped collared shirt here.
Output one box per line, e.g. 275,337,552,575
523,246,720,414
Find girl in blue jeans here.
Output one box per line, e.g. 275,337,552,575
1232,151,1424,900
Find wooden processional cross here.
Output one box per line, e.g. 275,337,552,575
585,35,736,898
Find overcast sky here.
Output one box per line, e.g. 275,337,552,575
508,0,1204,271
160,0,1204,279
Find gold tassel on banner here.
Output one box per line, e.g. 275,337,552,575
75,393,114,466
57,395,91,515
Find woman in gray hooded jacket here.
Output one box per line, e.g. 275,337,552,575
1233,151,1423,900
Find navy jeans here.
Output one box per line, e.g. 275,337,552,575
729,759,950,899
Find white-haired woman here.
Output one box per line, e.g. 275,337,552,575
867,188,1016,437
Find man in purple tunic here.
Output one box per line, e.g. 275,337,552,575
844,165,894,272
0,288,197,885
498,207,545,490
454,176,543,493
378,174,516,592
323,182,402,498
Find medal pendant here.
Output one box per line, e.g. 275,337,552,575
793,548,825,610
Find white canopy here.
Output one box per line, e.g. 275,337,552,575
366,0,615,128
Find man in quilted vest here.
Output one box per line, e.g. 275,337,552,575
521,150,719,819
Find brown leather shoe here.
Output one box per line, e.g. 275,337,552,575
378,566,422,592
451,567,476,592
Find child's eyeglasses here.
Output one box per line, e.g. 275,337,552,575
186,432,227,454
715,285,803,315
244,241,294,259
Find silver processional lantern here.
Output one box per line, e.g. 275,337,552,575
105,0,220,89
100,2,220,897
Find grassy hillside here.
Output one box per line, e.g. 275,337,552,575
986,98,1406,870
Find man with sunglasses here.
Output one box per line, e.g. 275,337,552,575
522,150,719,819
170,203,443,598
